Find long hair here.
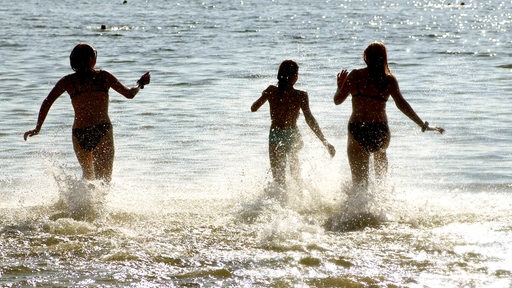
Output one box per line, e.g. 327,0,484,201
70,43,96,74
277,60,299,92
363,42,391,87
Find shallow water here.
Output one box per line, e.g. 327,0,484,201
1,0,512,287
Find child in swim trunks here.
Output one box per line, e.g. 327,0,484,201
24,43,150,183
334,42,444,189
252,60,336,188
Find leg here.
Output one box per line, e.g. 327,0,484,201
269,142,286,187
72,136,95,180
373,150,388,183
373,132,390,184
92,128,115,183
347,133,370,189
288,149,302,186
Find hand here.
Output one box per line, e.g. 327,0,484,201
337,69,348,89
24,129,39,141
422,121,445,134
137,72,150,89
325,142,336,158
427,126,445,134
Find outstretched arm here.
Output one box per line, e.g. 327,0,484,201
108,71,150,99
301,93,336,157
24,78,67,140
390,77,444,133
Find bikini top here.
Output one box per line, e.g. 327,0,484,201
352,77,388,102
353,92,387,102
69,70,109,99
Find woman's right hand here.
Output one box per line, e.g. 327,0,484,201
337,69,348,89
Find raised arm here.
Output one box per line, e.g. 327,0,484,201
333,69,352,105
24,78,67,140
301,93,336,157
107,71,150,99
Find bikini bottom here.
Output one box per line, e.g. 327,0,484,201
348,122,389,152
72,122,112,152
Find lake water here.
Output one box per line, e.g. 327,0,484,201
1,0,512,287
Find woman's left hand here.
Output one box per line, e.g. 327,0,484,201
422,122,445,134
428,126,445,134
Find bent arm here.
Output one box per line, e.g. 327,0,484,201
24,78,66,140
107,71,150,99
251,90,269,112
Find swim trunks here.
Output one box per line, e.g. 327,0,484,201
72,122,112,152
269,127,303,152
348,122,389,152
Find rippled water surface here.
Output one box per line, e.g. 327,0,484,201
1,0,512,287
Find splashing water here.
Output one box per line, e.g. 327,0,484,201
50,171,108,222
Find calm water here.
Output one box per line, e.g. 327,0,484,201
1,0,512,287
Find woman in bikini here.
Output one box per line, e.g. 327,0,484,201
24,43,150,183
334,42,443,189
252,60,336,188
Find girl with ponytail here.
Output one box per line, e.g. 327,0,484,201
252,60,336,189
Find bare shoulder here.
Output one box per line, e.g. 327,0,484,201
349,68,365,78
99,70,119,86
264,85,278,93
98,69,114,79
295,89,308,98
57,74,75,90
61,73,75,82
262,85,278,99
386,73,399,88
294,89,309,105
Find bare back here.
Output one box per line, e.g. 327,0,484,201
63,70,112,128
347,68,394,123
264,85,305,130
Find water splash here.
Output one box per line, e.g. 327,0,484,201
324,182,394,232
50,167,108,222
